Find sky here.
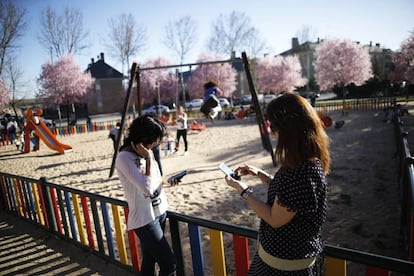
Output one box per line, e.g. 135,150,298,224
10,0,414,98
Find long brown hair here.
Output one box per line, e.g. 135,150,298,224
265,93,330,174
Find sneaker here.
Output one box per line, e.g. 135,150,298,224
184,151,188,156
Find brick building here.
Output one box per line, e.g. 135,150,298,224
86,53,125,115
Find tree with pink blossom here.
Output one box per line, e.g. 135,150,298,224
0,79,10,109
391,29,414,86
37,54,94,123
255,54,307,93
185,53,237,99
140,57,178,107
314,38,373,106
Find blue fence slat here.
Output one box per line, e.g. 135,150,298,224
64,191,78,241
24,180,37,223
101,202,115,258
188,223,205,276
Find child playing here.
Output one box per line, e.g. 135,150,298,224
162,133,175,157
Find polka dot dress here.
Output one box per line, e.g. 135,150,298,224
248,160,327,276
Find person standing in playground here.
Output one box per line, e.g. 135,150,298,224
174,105,188,155
108,122,121,151
224,93,330,275
115,114,179,276
6,119,18,144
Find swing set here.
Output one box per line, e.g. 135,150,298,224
109,52,275,177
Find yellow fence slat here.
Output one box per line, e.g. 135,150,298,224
111,204,128,264
12,178,23,216
325,256,347,276
31,182,44,225
71,193,87,245
209,229,226,276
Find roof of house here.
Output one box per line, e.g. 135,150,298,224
86,53,123,79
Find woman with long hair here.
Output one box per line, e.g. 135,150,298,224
225,93,330,275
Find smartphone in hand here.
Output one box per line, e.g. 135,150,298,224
167,170,187,183
219,163,241,180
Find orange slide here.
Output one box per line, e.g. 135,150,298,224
26,108,72,154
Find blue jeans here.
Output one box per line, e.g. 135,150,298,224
134,213,176,276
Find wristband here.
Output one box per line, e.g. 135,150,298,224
240,187,254,200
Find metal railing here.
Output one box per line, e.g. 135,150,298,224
395,117,414,263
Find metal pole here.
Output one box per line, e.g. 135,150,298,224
109,62,138,178
157,81,161,114
180,67,186,107
242,52,276,166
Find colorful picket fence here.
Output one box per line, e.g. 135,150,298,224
1,173,413,275
52,120,121,136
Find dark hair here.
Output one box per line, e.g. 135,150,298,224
203,80,218,89
120,114,166,150
265,93,330,174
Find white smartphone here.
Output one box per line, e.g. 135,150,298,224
219,163,240,180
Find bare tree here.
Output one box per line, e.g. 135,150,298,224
105,13,147,74
244,31,267,58
5,56,24,101
0,1,26,77
295,25,318,44
163,16,198,64
207,11,265,58
163,16,198,106
5,56,25,121
38,6,88,60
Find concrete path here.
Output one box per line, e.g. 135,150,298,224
0,211,136,276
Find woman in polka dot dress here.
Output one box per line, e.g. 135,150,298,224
225,93,330,275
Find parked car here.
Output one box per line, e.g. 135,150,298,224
218,98,230,108
239,95,252,105
162,101,176,109
261,94,277,104
185,99,204,108
300,91,320,99
142,104,170,115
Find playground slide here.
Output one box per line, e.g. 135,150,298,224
32,120,73,154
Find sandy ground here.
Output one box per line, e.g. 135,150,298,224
0,109,404,274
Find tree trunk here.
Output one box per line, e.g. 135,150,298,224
11,103,22,129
